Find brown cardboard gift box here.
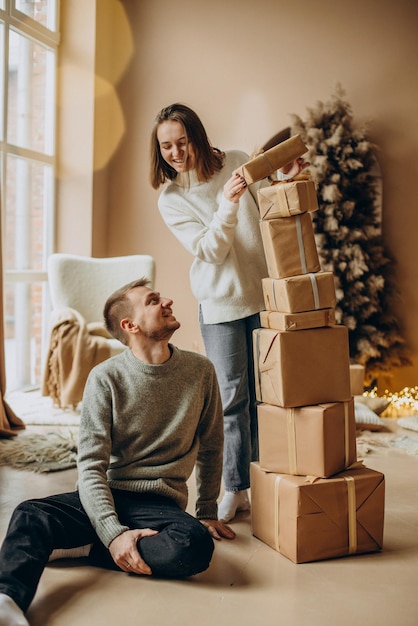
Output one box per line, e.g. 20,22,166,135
260,308,336,332
349,363,365,395
257,179,318,219
250,462,385,563
260,213,321,279
257,400,357,478
233,134,308,185
253,325,351,407
262,272,337,313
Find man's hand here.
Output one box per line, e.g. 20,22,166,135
280,156,310,178
109,528,159,575
200,519,236,541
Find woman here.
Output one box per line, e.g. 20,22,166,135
150,103,306,522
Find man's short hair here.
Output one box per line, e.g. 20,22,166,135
103,277,150,345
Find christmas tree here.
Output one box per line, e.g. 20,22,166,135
290,84,410,383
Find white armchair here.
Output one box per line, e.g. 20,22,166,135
42,253,155,408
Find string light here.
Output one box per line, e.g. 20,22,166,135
364,386,418,417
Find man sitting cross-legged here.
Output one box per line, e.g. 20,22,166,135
0,277,235,626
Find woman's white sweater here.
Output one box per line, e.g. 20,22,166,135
158,150,268,324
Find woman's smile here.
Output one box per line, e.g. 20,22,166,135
157,120,196,172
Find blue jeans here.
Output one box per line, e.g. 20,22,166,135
0,490,214,613
199,310,260,492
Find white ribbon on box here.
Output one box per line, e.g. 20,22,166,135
294,215,307,274
308,273,321,309
268,272,321,310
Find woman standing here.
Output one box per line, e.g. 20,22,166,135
150,103,306,522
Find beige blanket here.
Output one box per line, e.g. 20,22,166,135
0,401,26,438
42,307,111,409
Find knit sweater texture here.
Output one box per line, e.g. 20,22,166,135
158,150,268,324
77,346,223,548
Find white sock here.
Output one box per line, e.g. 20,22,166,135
0,593,29,626
218,489,250,522
48,544,92,562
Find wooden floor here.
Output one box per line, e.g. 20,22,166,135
1,421,418,626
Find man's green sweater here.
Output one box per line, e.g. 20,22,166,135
77,345,224,548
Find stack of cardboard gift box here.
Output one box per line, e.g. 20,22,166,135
238,135,385,564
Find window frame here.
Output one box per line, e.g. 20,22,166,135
1,0,60,391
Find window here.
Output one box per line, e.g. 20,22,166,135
1,0,59,391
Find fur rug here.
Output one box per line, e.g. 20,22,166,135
0,430,78,473
356,428,418,457
6,389,80,426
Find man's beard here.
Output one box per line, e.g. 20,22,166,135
146,320,180,341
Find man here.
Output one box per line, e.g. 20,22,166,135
0,278,235,626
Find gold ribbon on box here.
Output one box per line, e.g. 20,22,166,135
272,472,357,554
306,461,364,555
274,475,282,552
270,172,312,184
286,401,350,476
344,401,350,467
286,408,297,474
273,466,361,556
288,172,312,182
344,475,357,554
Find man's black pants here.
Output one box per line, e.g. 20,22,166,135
0,490,214,612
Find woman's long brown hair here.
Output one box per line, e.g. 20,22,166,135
150,103,224,189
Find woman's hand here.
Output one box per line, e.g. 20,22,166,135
224,173,247,203
279,156,310,179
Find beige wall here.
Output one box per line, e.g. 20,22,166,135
58,0,418,392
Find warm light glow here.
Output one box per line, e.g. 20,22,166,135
365,386,418,417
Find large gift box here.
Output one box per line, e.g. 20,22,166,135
257,400,357,478
253,325,351,407
257,179,318,220
262,272,337,313
233,135,308,185
250,462,385,563
260,308,336,332
260,213,321,279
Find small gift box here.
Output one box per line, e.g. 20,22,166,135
260,308,336,331
257,178,318,220
233,134,308,184
260,213,321,279
257,399,357,478
262,272,337,313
